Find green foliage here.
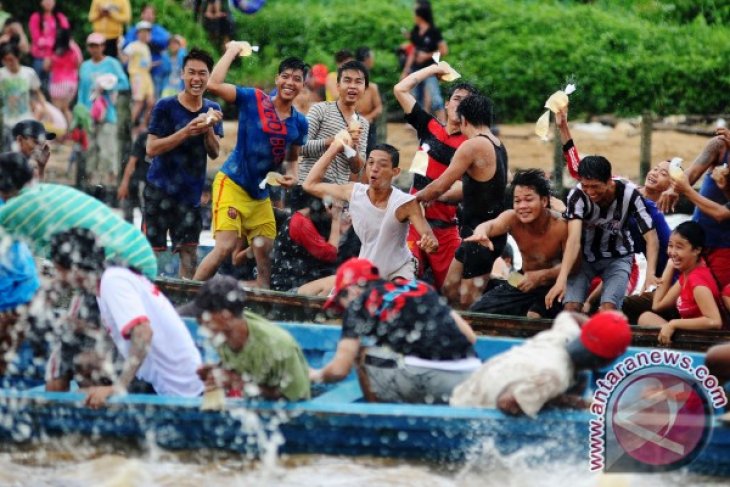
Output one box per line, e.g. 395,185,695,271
231,0,730,121
6,0,729,121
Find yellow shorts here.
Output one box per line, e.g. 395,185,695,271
130,72,154,101
211,172,277,240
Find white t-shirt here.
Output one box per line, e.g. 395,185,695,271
97,267,204,397
349,183,416,280
0,66,41,127
450,312,581,417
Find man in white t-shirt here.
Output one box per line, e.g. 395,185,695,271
47,228,204,407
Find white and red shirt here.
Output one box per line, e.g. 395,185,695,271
97,267,204,397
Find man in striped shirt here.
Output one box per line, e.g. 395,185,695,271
545,156,659,312
298,60,370,185
0,172,157,279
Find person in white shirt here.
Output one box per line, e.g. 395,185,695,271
450,311,631,416
47,227,204,408
302,140,438,280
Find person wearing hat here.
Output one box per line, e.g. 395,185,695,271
46,228,204,407
88,0,131,58
78,32,129,187
0,152,41,375
0,43,44,151
11,119,55,179
123,5,171,99
450,311,632,416
121,21,156,134
192,275,311,401
310,258,479,404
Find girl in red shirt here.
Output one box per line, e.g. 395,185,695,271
639,221,724,345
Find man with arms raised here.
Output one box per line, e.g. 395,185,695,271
194,43,308,287
310,258,479,404
298,60,369,185
416,94,508,308
467,169,568,318
303,142,437,281
145,48,223,279
545,156,659,312
394,62,477,290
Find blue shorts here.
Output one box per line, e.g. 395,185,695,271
564,255,633,308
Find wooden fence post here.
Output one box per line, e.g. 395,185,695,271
640,111,653,181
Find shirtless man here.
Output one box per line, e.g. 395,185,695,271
303,141,437,280
355,47,382,155
416,94,508,308
467,169,568,318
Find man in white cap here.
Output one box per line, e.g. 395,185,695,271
78,32,129,189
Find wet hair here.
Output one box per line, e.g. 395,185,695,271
334,49,354,64
355,46,371,62
49,228,106,272
672,221,705,251
447,82,479,99
0,152,33,192
278,57,309,78
511,169,551,199
370,143,400,168
577,155,612,183
193,275,247,317
456,94,494,128
415,5,434,25
182,48,214,72
337,60,369,88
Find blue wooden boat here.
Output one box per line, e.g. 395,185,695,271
0,321,728,475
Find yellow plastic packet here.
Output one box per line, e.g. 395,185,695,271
535,110,550,141
669,157,684,181
507,271,526,287
545,91,569,113
437,61,461,82
235,41,259,57
409,143,430,176
258,171,284,190
201,388,226,411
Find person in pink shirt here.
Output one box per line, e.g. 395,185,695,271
639,221,726,345
45,29,82,126
28,0,70,92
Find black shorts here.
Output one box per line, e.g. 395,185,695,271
143,184,202,251
470,281,562,319
454,233,506,279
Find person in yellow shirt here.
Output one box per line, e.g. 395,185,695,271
88,0,131,58
122,21,155,132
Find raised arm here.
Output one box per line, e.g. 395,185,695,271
397,199,438,253
302,141,354,202
394,63,447,114
207,42,242,104
672,173,730,222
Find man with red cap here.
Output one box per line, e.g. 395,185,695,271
451,311,631,417
309,257,479,404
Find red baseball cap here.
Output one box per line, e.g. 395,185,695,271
579,311,632,359
311,64,328,85
323,258,380,311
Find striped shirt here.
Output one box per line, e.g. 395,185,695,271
299,102,370,185
0,184,157,278
565,179,654,262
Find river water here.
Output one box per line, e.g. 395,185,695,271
0,437,725,487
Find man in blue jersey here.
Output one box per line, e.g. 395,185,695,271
145,48,223,279
194,43,309,288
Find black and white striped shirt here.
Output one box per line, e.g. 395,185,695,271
565,179,654,262
299,102,370,185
